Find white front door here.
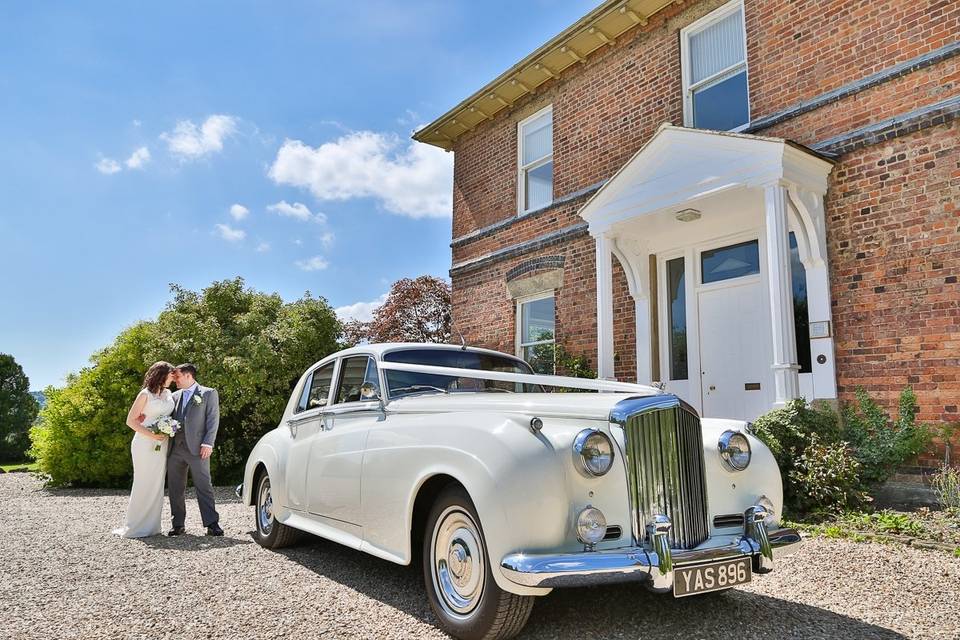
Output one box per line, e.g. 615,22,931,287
697,280,771,420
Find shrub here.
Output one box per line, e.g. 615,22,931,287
787,435,866,515
752,398,840,474
842,387,932,485
931,465,960,511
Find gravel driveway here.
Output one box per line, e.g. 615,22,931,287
2,473,958,640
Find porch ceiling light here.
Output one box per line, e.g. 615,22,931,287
675,208,702,222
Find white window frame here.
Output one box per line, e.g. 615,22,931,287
517,104,554,215
680,0,750,131
515,291,556,372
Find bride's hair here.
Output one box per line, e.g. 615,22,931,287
143,361,174,394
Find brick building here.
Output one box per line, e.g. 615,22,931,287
414,0,959,439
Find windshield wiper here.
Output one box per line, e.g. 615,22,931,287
391,384,449,396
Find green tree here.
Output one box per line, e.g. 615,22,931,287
0,354,39,461
30,278,341,486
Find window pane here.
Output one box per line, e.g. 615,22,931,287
789,233,811,374
384,348,537,396
521,112,552,165
305,364,334,410
521,296,555,344
701,239,760,283
692,69,749,131
523,343,555,375
335,357,372,404
689,7,744,84
667,258,687,380
524,161,553,211
296,372,313,412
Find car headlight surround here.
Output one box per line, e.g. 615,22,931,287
573,428,615,477
718,430,751,471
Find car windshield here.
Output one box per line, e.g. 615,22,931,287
383,348,541,398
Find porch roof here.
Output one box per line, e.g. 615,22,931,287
578,124,835,233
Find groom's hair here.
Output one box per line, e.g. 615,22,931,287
176,363,198,378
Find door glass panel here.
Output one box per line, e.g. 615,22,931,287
667,257,688,380
335,356,377,404
701,239,760,284
790,233,811,374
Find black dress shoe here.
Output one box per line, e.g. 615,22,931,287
206,523,224,537
168,526,186,537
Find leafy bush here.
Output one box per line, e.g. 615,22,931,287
842,387,932,485
30,278,341,487
787,435,866,515
843,509,928,537
0,353,40,462
931,464,960,510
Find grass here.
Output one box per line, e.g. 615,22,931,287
0,461,38,472
786,507,960,555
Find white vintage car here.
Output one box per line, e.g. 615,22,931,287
238,343,799,640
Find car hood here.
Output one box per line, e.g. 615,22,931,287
385,391,662,421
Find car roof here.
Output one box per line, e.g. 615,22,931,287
311,342,527,369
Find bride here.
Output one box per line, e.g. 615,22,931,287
113,361,176,538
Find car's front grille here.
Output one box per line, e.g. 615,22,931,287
713,513,745,529
621,403,710,550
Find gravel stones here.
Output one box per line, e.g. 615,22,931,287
2,474,958,639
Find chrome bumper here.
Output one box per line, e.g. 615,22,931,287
234,483,243,499
500,526,801,589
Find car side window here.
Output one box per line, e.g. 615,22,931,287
334,356,379,404
296,363,334,413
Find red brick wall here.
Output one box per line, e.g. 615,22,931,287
445,0,960,454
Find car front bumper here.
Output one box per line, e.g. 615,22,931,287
500,522,801,590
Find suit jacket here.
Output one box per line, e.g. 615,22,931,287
170,385,220,457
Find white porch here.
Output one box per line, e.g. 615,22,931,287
581,125,836,421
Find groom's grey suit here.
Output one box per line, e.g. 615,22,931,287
168,384,220,528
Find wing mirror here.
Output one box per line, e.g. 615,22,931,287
360,382,385,411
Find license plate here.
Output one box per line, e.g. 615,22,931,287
673,557,751,597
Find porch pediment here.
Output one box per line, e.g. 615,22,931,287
579,124,834,231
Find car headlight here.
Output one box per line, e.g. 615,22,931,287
718,430,751,471
573,429,614,476
576,506,607,545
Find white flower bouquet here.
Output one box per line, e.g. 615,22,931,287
151,415,181,452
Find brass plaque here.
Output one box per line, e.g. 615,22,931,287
744,382,761,391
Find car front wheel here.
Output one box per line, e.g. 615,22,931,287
423,485,534,640
252,471,300,549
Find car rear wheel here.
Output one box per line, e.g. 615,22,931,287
252,471,300,549
423,485,534,640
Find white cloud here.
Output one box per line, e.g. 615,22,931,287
229,203,250,221
255,242,271,253
132,119,142,127
320,231,335,249
268,130,453,218
125,146,150,169
215,223,246,242
335,293,388,322
161,114,238,160
267,200,325,223
95,156,122,175
295,255,328,271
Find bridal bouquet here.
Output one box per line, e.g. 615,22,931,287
151,416,181,452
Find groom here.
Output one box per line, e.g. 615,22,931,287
167,364,223,536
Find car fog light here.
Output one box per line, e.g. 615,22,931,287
576,506,607,546
718,430,751,471
573,429,615,476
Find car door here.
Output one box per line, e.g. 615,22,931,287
305,355,382,526
284,361,336,511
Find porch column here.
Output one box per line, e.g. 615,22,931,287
763,181,801,406
595,231,616,380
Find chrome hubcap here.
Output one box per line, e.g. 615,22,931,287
431,507,484,617
257,477,274,535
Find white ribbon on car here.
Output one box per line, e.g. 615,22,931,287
377,361,658,394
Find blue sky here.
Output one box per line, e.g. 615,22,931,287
0,1,600,389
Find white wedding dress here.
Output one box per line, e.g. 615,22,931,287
113,388,175,538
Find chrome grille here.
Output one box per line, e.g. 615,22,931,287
621,403,710,550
